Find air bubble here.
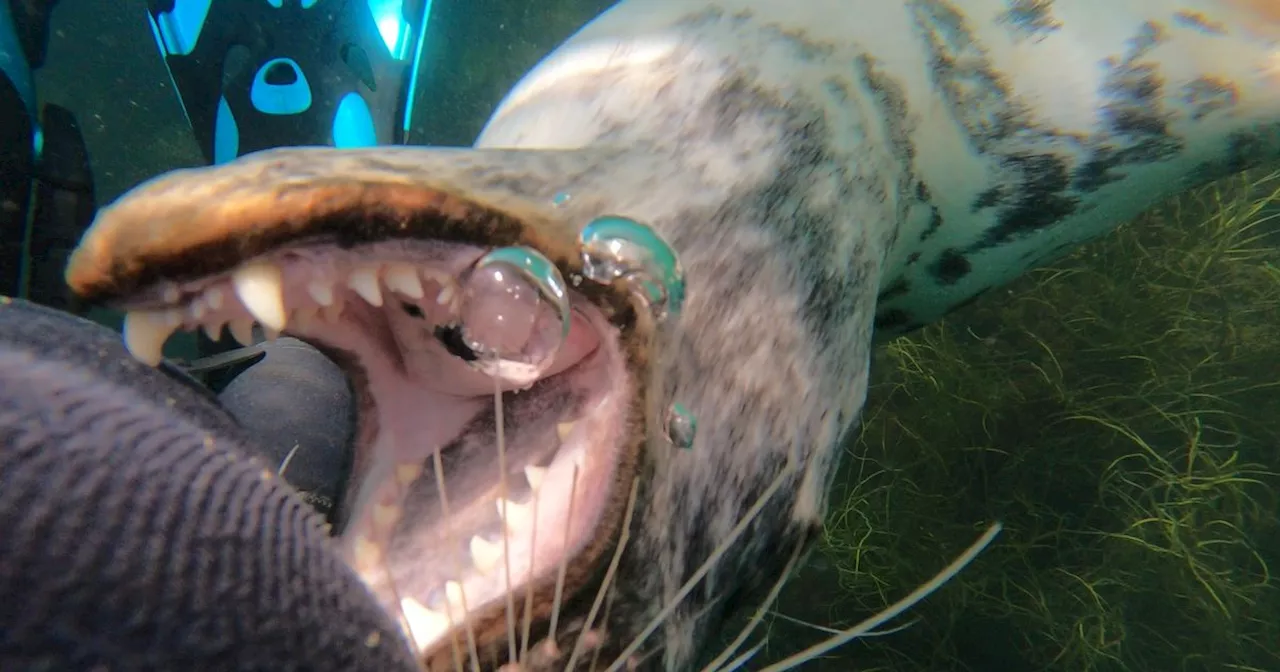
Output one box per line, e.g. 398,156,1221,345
664,403,697,449
578,216,685,321
457,247,571,386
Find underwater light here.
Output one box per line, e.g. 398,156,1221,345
401,0,434,135
368,0,409,60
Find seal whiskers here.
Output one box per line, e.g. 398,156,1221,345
431,445,482,672
754,522,1004,672
605,466,793,669
494,377,521,664
700,534,809,672
566,479,641,672
602,456,1001,672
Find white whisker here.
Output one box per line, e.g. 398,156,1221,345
276,442,301,477
493,375,519,664
518,467,541,664
589,582,619,672
768,611,919,638
757,522,1004,672
433,448,482,671
565,478,641,671
547,464,580,644
765,611,842,636
700,534,807,672
717,640,766,672
436,583,466,672
379,476,431,672
604,466,792,672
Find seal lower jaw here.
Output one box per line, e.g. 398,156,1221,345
110,237,639,666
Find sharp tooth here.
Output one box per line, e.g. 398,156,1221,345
556,422,575,442
495,498,533,530
469,536,503,574
189,300,207,320
123,309,181,366
396,463,422,486
353,535,383,575
400,597,452,650
436,283,454,306
228,318,255,346
348,266,384,306
231,262,288,331
307,279,334,306
384,263,424,299
204,286,225,311
524,465,547,491
444,581,466,610
373,502,399,530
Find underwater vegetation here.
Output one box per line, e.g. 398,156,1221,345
786,170,1280,672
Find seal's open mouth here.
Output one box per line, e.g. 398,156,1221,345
64,148,650,668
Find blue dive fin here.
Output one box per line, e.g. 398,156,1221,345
145,0,435,165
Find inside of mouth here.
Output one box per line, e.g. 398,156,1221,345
117,237,633,658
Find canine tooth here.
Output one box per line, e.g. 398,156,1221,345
204,287,225,310
523,465,547,491
556,422,575,442
495,498,533,530
307,279,334,306
348,266,384,306
396,463,422,485
373,502,399,530
231,262,288,331
436,283,454,306
353,535,383,575
123,309,181,366
228,318,255,346
400,597,452,649
469,536,503,574
384,263,424,299
444,581,466,609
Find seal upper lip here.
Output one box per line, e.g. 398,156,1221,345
64,147,651,669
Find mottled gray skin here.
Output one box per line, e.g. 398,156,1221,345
70,0,1280,669
470,1,1280,666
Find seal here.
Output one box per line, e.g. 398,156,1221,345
23,1,1280,670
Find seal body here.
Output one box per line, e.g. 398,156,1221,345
470,1,1280,665
52,1,1280,670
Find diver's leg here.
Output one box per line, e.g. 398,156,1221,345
0,298,420,671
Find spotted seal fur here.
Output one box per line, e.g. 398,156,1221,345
18,0,1280,670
